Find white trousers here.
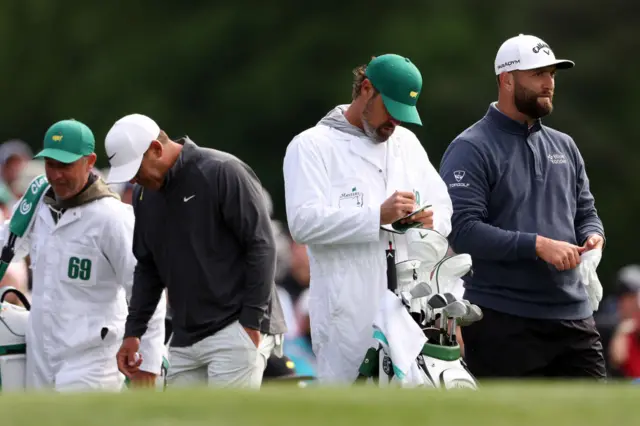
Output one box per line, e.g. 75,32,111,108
166,320,277,389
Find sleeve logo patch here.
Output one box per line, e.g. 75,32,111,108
449,170,470,188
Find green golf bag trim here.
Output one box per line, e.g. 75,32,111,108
0,344,26,389
421,342,461,361
358,342,462,379
0,343,26,356
0,175,50,282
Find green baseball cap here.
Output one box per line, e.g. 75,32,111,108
365,54,423,125
35,119,95,164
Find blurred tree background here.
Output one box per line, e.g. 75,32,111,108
0,0,636,293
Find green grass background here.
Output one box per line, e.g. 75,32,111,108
1,381,639,426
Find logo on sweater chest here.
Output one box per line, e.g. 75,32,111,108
547,153,567,164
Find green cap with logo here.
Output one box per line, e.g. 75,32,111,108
35,119,95,164
365,54,423,126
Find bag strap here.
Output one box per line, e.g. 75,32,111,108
0,175,50,281
9,175,50,237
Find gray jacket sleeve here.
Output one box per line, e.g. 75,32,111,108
124,187,166,339
572,142,605,244
215,160,277,331
440,139,538,261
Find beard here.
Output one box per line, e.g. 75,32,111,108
362,118,389,143
362,96,396,143
514,83,553,119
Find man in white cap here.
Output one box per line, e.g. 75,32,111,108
107,114,287,389
439,34,606,379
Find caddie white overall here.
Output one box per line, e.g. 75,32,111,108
284,55,453,383
0,119,166,392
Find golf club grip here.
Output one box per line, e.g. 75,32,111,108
386,248,397,292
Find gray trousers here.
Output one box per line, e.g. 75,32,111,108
165,320,278,389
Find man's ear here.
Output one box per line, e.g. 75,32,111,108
502,72,515,92
361,78,376,99
149,140,164,159
86,153,97,169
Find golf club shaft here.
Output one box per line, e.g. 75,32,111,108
448,317,457,346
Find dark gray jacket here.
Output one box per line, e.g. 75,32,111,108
124,138,286,347
439,104,604,321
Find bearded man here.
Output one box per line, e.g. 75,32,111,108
283,53,453,384
439,34,607,380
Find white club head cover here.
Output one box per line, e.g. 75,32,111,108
395,259,421,293
432,254,472,294
578,248,603,312
406,229,449,291
406,229,449,272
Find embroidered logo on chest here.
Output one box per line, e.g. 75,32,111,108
338,187,364,208
547,153,567,164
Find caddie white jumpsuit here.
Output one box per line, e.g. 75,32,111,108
283,105,453,383
0,189,166,391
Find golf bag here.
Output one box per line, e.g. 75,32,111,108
358,228,480,389
0,287,30,391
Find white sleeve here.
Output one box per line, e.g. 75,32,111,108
102,205,166,375
420,146,452,237
283,134,380,245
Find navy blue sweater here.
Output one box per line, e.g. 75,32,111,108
439,104,604,320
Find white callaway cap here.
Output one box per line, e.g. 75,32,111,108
105,114,160,184
494,34,575,75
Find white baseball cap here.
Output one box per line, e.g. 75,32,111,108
494,34,575,75
105,114,160,184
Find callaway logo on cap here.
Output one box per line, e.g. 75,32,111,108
494,34,575,75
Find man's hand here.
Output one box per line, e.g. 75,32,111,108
128,370,158,389
116,337,142,378
380,191,416,225
243,327,261,348
582,234,604,251
401,209,434,229
536,236,585,271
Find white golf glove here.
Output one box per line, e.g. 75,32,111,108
578,248,603,312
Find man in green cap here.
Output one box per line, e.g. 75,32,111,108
282,54,453,383
0,119,167,391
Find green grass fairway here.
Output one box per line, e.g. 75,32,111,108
1,381,638,426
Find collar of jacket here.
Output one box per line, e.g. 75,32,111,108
485,102,543,136
162,137,196,189
43,172,120,211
